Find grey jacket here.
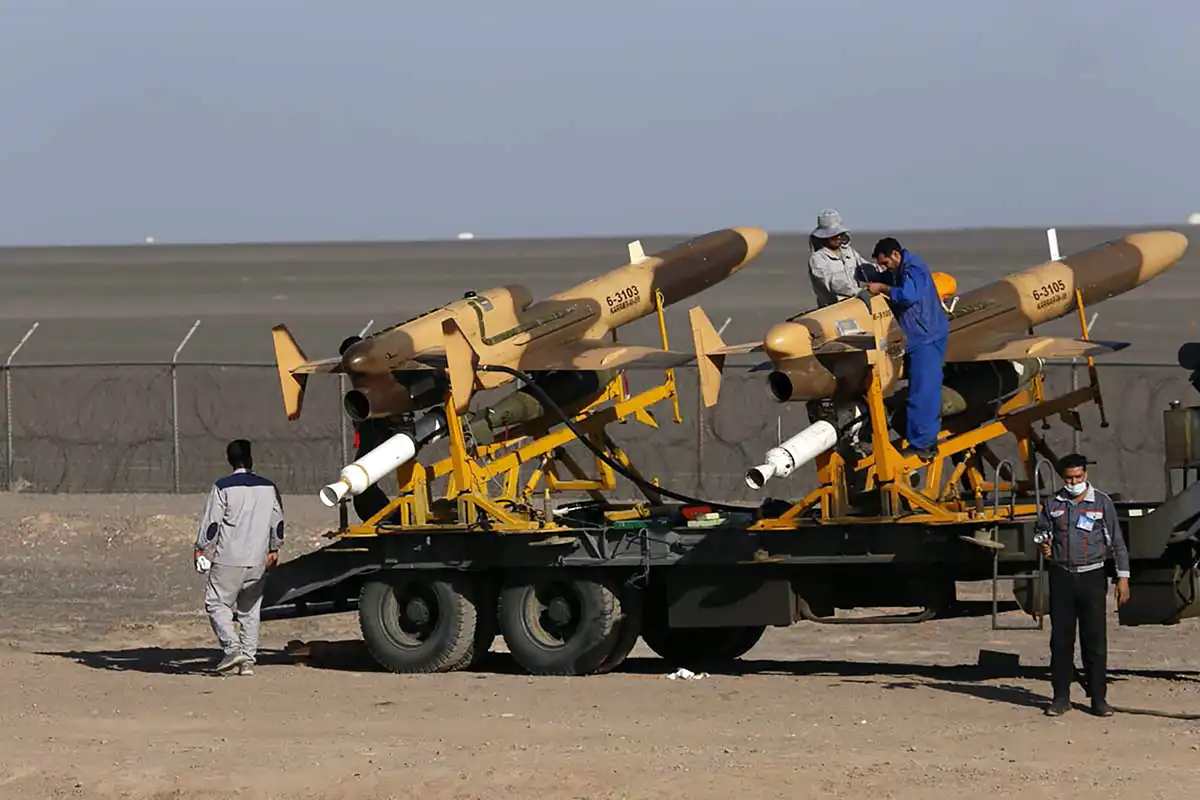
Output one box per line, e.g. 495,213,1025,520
1034,485,1130,578
808,245,886,307
195,468,285,567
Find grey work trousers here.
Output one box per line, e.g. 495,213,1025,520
204,562,267,661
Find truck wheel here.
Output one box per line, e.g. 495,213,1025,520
641,624,766,667
454,577,498,671
359,571,478,673
595,587,645,675
497,571,624,676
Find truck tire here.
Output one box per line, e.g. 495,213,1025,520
497,570,625,676
595,586,645,675
359,571,479,673
453,577,498,671
641,623,766,667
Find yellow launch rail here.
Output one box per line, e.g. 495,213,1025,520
338,290,685,536
754,289,1108,533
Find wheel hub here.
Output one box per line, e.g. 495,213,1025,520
405,597,431,627
547,596,573,626
520,583,582,647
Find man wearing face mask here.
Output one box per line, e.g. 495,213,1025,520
806,209,886,307
1034,453,1131,717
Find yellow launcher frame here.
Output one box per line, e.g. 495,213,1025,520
753,290,1106,532
339,290,684,537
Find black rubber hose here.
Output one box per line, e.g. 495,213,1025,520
476,365,756,513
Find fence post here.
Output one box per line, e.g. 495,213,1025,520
336,319,375,532
5,322,39,490
171,320,202,492
339,319,375,467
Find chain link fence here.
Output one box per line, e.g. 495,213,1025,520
0,358,1194,502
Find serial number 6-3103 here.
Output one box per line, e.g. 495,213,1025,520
606,285,640,308
1031,279,1067,302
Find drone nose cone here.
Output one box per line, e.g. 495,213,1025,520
763,321,813,361
1126,230,1189,283
732,226,769,266
341,338,382,374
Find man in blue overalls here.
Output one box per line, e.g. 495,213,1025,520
866,237,950,460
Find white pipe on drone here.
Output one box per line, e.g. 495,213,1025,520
320,432,420,507
319,411,447,507
745,420,838,490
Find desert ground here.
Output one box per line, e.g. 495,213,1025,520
2,492,1198,800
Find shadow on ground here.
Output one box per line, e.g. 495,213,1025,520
42,646,298,676
40,640,1200,716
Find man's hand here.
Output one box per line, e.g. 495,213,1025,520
1114,577,1130,607
267,551,279,569
1039,541,1051,558
866,282,889,296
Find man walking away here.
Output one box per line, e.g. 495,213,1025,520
194,439,284,675
866,237,950,459
1035,453,1131,717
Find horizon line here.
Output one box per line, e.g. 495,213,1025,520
0,220,1193,252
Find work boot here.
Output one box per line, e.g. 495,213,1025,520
902,445,936,462
1090,698,1113,717
237,661,255,676
214,651,249,674
1044,696,1071,716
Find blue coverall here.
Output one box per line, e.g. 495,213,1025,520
886,250,950,452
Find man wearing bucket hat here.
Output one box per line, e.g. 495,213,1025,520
807,209,885,307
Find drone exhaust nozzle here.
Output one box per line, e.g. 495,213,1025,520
319,410,447,506
745,420,838,490
343,377,414,422
764,358,837,404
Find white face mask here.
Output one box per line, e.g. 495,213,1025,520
1064,481,1087,496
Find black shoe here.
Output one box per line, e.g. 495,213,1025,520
1045,697,1070,716
1090,699,1113,717
902,446,937,462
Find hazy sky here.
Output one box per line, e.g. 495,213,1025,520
2,0,1197,245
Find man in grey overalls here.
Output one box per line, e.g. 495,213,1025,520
807,209,886,307
193,439,285,675
1035,453,1131,717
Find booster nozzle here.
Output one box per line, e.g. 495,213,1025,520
319,477,355,507
745,420,839,490
319,409,447,507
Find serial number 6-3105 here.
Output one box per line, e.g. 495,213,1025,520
1031,279,1067,302
606,285,640,309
